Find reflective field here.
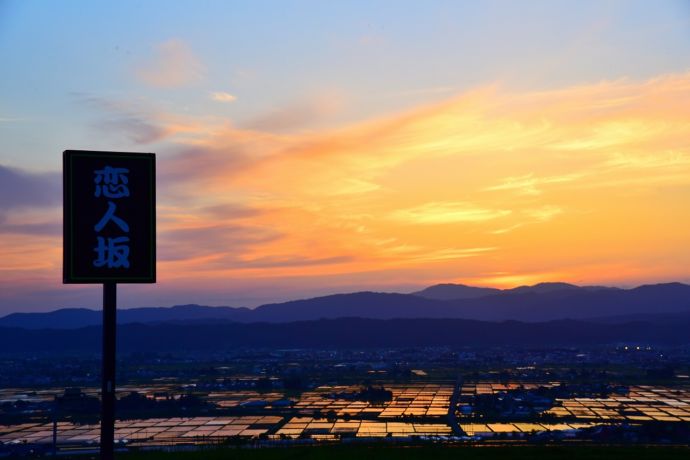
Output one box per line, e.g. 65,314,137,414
2,382,690,449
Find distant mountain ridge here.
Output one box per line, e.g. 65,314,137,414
412,281,619,300
0,304,250,329
2,316,690,352
411,283,501,300
1,282,689,329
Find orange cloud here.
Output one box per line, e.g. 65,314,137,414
4,72,690,309
154,72,690,290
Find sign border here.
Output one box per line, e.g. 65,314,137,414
63,150,156,284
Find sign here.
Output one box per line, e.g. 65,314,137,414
63,150,156,283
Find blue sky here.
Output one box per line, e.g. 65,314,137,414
3,0,689,170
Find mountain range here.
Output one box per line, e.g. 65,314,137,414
2,316,690,352
2,281,690,329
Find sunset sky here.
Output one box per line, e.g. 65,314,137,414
1,1,690,313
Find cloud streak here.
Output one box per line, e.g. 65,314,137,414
389,202,511,224
75,93,171,144
0,165,60,212
241,92,345,133
210,92,237,103
136,39,204,88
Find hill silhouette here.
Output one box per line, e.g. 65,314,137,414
1,316,690,352
1,282,689,329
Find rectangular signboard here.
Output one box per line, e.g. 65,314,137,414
63,150,156,283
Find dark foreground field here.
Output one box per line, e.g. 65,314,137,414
108,445,690,460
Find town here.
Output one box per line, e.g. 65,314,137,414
2,344,689,455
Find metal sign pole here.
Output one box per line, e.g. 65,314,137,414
100,282,117,460
63,150,155,458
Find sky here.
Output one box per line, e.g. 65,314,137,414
1,0,690,313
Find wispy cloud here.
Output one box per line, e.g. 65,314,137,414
241,91,345,133
525,205,563,222
388,85,458,98
548,120,669,151
489,224,524,235
136,39,204,88
74,93,219,145
605,150,690,169
210,91,237,103
484,173,582,196
74,93,168,144
225,255,352,270
325,178,381,196
389,202,511,224
158,223,282,262
488,206,562,234
393,246,498,263
0,165,60,212
0,220,61,236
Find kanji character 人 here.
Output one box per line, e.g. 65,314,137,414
94,201,130,233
